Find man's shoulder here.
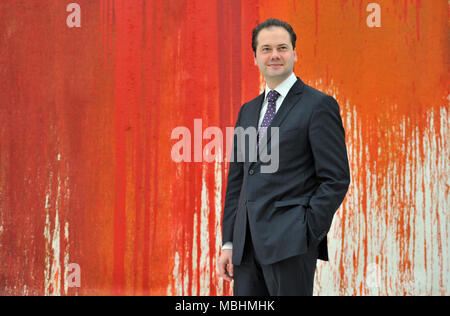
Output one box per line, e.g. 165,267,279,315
301,81,339,112
302,81,331,100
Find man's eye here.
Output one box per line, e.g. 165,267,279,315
262,47,271,52
279,46,287,50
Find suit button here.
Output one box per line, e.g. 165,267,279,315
249,169,254,175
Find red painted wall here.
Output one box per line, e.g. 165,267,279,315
0,0,448,295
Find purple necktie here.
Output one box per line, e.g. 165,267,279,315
258,90,280,146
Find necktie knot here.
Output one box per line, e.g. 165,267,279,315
258,90,280,147
267,90,280,103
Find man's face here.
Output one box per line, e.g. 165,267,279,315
254,26,297,82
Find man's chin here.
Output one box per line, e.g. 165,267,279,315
265,71,289,81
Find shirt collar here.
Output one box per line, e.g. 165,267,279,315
264,72,297,100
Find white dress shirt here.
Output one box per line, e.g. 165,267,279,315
222,72,298,251
257,72,298,129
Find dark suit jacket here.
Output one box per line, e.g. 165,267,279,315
222,76,350,265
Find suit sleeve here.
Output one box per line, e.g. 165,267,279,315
222,107,245,246
307,95,351,246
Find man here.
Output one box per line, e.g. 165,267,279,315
217,18,350,296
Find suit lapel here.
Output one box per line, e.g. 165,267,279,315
251,77,305,165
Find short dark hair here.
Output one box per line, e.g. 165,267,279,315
252,18,297,56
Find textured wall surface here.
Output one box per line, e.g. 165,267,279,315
0,0,448,296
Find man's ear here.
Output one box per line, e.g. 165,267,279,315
294,50,298,62
254,56,257,66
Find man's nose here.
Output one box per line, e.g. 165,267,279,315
270,49,281,59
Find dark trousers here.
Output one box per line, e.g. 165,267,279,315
233,216,319,296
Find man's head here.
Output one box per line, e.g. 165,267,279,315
252,19,298,88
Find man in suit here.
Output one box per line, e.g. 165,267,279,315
217,18,350,296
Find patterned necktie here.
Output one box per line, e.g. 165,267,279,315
258,90,280,146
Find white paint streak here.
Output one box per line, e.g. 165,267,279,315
199,165,210,296
63,222,70,294
45,193,51,209
171,252,182,296
44,153,71,296
191,213,198,295
44,208,61,296
214,154,223,295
